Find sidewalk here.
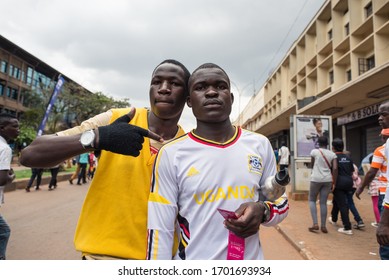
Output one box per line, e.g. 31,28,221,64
278,185,381,260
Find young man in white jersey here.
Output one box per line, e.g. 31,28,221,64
147,63,289,260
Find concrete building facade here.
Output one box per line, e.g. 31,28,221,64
238,0,389,166
0,35,85,118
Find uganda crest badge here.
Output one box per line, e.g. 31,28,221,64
248,155,262,174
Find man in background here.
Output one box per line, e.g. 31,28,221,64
278,142,290,171
0,113,20,259
376,101,389,260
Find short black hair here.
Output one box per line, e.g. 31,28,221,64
153,59,191,97
317,136,328,146
189,63,230,89
313,118,321,125
380,101,389,113
0,112,17,126
332,137,344,152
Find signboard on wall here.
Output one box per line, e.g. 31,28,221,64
337,103,380,125
293,115,332,159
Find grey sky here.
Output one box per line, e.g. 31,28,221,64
1,0,325,131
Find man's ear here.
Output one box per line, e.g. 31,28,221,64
231,92,234,104
186,96,192,108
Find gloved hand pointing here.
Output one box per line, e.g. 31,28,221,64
96,108,163,156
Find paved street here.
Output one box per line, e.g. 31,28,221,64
1,176,383,260
2,180,87,260
1,179,304,260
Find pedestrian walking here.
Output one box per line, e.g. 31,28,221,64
0,113,19,259
278,143,290,171
68,155,80,185
77,153,88,185
25,168,43,192
329,140,361,235
48,164,60,191
308,136,338,234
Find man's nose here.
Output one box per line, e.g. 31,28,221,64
205,86,218,96
159,81,171,93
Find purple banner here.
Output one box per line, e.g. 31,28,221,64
37,76,65,136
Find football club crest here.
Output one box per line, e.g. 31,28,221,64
248,155,262,174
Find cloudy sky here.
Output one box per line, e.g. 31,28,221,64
1,0,325,131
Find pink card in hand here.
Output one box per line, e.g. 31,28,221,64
217,208,238,220
217,208,245,260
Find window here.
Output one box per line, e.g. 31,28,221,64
8,65,13,76
0,61,7,73
0,84,3,96
365,2,373,18
329,70,334,85
10,88,18,100
346,70,352,81
13,67,20,79
344,23,349,36
26,67,33,85
328,29,333,40
5,87,11,98
367,55,375,70
358,56,375,75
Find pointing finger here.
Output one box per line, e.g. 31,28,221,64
134,126,164,143
147,129,164,142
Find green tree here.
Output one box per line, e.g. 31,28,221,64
18,79,130,145
15,124,36,149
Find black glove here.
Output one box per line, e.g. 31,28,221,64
97,112,150,157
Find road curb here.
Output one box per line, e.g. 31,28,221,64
5,172,73,192
275,225,316,260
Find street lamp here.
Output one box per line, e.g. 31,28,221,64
231,81,254,126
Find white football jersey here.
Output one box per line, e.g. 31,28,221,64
147,127,289,260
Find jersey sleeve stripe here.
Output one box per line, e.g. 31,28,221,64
149,193,171,204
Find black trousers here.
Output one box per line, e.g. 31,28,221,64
77,163,87,184
331,188,352,230
49,167,60,188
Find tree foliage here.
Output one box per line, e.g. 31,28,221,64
17,79,130,147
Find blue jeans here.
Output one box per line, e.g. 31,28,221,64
378,194,385,215
380,245,389,260
0,214,10,260
346,189,362,223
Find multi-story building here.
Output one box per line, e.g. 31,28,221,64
0,34,86,118
239,0,389,170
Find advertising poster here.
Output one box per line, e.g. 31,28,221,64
294,115,332,159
